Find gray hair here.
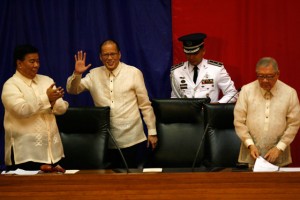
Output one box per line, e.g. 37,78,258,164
256,57,279,72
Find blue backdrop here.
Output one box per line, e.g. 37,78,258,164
0,0,173,169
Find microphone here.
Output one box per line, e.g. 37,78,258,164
106,128,130,173
192,124,209,172
226,88,241,103
205,93,211,103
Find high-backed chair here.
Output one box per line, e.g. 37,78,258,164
56,107,110,169
146,98,210,169
203,103,240,168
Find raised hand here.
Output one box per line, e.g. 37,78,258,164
74,50,92,75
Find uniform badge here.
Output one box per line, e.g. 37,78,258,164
201,79,214,84
180,83,188,89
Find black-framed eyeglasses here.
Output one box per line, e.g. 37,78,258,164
256,73,277,80
101,52,119,59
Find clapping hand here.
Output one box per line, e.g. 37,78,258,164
47,83,65,107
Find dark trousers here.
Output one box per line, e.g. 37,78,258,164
6,147,62,171
7,162,44,171
107,145,138,169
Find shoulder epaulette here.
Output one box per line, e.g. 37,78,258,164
207,60,223,67
171,62,184,71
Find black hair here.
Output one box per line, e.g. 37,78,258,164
13,44,38,68
99,39,120,54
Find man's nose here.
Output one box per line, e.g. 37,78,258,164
34,62,39,67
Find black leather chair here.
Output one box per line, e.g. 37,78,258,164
203,103,240,168
56,107,110,169
146,98,210,169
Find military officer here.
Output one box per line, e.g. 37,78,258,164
170,33,238,103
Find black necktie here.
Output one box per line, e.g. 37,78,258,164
193,66,198,83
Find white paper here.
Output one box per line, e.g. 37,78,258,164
143,168,163,173
1,168,40,175
253,156,279,172
279,167,300,172
64,170,80,174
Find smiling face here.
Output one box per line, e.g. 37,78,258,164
17,53,40,79
99,41,121,71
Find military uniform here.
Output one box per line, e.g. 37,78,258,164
171,59,237,103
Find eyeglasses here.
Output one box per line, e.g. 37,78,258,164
256,73,277,80
101,52,119,59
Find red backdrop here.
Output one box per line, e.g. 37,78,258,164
172,0,300,166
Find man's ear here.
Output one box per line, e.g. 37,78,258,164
17,60,22,69
202,48,206,56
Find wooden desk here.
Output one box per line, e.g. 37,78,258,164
1,170,300,199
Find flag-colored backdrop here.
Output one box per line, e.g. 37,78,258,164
172,0,300,166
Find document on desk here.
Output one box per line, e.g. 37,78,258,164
65,170,80,174
143,168,163,173
253,156,300,172
279,167,300,172
253,156,279,172
1,168,40,175
1,169,80,175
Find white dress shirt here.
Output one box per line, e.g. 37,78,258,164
66,62,157,149
1,71,68,165
234,80,300,166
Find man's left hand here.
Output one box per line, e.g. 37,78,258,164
147,135,158,150
264,147,282,164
